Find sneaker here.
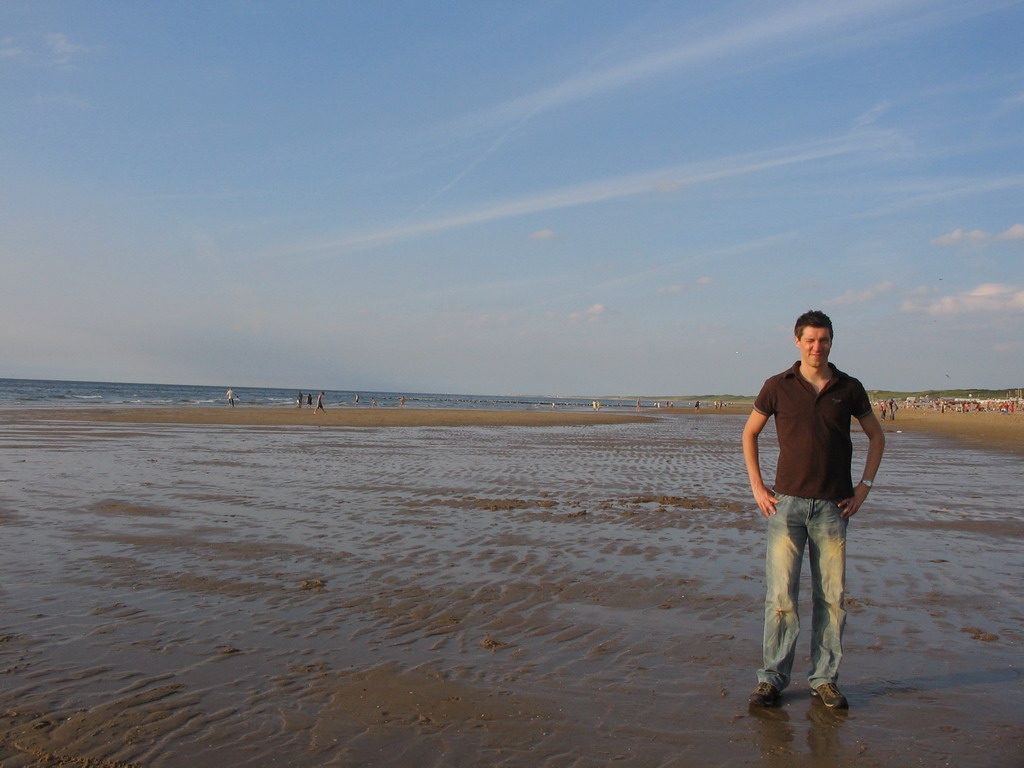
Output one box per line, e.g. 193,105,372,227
811,682,848,709
749,682,780,707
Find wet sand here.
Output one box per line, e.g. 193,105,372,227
0,410,1020,767
27,403,1024,454
30,406,654,428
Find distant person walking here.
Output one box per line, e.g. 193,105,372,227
226,389,236,407
314,392,325,413
743,310,885,711
297,392,303,408
307,393,313,408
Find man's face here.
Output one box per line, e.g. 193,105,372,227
795,325,832,370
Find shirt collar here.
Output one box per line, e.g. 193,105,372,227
783,361,847,380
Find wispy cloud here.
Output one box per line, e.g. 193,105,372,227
32,93,90,108
656,276,712,295
851,101,892,133
825,282,894,306
902,283,1024,315
1,32,95,66
419,0,970,210
447,0,1002,138
931,223,1024,245
998,89,1024,109
412,0,1004,232
569,303,606,324
287,131,895,261
853,176,1024,222
1,37,21,58
998,223,1024,240
930,228,989,246
46,33,92,63
530,229,558,240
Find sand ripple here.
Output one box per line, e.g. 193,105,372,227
0,415,1021,766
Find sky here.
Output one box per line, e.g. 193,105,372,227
2,1,1022,396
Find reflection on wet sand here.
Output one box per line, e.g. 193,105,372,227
0,414,1020,767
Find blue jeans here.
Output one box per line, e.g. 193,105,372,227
758,494,848,691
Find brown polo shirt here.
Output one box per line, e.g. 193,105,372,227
754,361,873,500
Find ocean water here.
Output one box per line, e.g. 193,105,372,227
0,377,641,412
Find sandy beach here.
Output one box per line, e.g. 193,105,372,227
31,406,656,428
0,407,1020,767
880,407,1024,456
27,403,1024,454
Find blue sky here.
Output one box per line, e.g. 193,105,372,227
2,1,1022,396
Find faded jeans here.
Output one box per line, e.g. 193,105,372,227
758,494,848,691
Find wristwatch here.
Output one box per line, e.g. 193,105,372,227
860,479,874,488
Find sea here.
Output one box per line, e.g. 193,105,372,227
0,378,658,412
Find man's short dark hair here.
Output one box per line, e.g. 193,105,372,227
794,310,833,340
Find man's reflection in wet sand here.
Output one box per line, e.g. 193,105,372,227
749,700,848,766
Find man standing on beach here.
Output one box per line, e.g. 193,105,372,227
743,310,885,710
226,389,236,407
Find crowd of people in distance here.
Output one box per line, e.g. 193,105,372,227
880,396,1021,416
926,398,1019,414
292,392,406,411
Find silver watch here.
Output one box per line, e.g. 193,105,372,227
860,479,874,488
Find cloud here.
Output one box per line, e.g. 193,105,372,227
530,229,557,240
824,281,894,306
657,277,711,295
930,228,989,246
1000,90,1024,108
851,100,891,133
569,304,606,324
1,37,21,58
32,93,89,108
423,1,937,219
288,132,893,261
997,223,1024,240
453,0,989,138
0,33,96,68
931,223,1024,245
46,33,91,63
901,283,1024,315
45,32,88,58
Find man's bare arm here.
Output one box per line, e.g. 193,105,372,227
743,410,779,518
838,412,886,519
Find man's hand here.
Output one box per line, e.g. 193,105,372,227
838,483,870,518
752,484,780,518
